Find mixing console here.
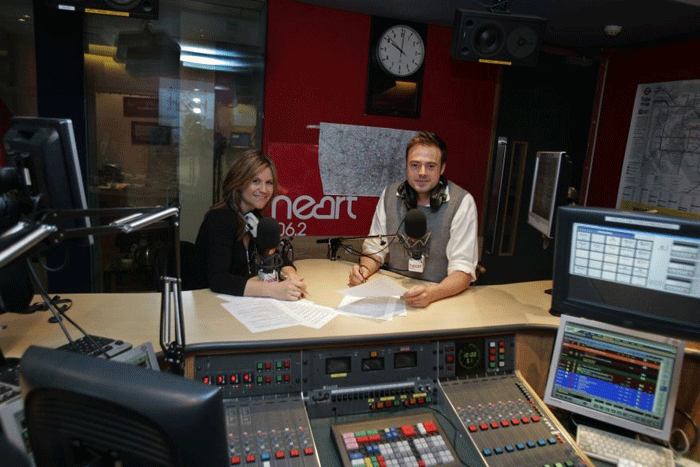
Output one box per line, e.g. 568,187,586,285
224,394,321,466
191,337,594,467
440,373,590,467
331,412,460,467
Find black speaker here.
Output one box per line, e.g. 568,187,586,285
45,0,158,20
450,9,546,67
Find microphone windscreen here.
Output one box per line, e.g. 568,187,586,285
255,217,281,251
404,209,427,239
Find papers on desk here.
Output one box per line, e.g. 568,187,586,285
336,295,406,320
336,275,407,319
219,296,337,333
338,275,407,298
218,276,409,332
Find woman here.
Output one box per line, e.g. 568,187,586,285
194,149,306,300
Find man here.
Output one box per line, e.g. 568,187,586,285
348,131,478,307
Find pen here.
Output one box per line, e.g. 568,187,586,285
358,264,369,283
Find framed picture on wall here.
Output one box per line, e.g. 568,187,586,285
123,97,159,118
131,121,171,145
230,131,252,148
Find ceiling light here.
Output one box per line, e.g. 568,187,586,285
604,25,622,37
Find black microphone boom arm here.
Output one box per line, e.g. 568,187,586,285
315,234,396,261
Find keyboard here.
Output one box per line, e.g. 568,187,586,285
576,424,675,467
56,335,132,359
0,381,20,404
331,412,459,467
0,361,19,386
0,361,20,404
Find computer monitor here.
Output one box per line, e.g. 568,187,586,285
2,117,92,239
551,205,700,341
527,151,571,238
543,314,685,441
19,345,229,467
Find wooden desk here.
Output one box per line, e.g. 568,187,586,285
2,258,699,459
0,259,556,358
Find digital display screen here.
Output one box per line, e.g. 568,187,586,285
361,357,384,372
456,340,483,376
544,315,685,441
326,356,351,374
394,351,417,369
552,206,700,341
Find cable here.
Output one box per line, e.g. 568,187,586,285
468,0,511,12
671,427,690,455
338,218,407,265
26,257,74,344
674,408,699,451
25,257,110,358
421,404,472,467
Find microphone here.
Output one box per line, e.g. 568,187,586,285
254,217,282,282
400,209,430,273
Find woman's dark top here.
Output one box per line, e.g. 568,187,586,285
194,206,292,296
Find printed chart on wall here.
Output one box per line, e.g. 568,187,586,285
318,123,416,196
617,79,700,219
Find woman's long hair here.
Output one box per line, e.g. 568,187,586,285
212,148,278,240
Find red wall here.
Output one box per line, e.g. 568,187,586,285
263,0,499,233
587,38,700,208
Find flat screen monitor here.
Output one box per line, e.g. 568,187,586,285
2,117,92,240
543,314,685,441
19,345,229,467
551,206,700,341
527,151,571,238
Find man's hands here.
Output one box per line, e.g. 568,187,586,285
348,257,381,286
401,285,433,308
348,264,369,286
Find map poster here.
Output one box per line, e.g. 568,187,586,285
318,123,416,197
267,124,418,236
617,79,700,219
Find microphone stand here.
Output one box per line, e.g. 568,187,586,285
315,234,396,260
7,205,186,372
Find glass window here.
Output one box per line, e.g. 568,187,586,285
83,1,266,291
0,1,38,163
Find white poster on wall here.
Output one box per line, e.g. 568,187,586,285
617,79,700,219
318,123,416,197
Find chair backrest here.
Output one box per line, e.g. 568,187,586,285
178,240,207,291
0,433,31,467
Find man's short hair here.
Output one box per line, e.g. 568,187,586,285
406,131,447,165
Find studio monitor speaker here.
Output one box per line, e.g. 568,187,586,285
45,0,158,20
450,9,546,67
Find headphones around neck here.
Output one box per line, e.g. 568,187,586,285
227,197,259,236
397,176,448,211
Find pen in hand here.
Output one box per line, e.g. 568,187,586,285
358,264,369,283
281,271,308,298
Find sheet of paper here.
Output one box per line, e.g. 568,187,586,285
336,295,405,320
337,275,407,298
220,297,302,333
277,299,338,329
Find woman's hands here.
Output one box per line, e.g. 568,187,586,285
275,267,307,301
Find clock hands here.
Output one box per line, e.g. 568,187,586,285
386,37,406,57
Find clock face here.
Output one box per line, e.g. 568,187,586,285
376,25,425,77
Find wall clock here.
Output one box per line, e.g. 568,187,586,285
377,24,425,77
366,17,428,118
